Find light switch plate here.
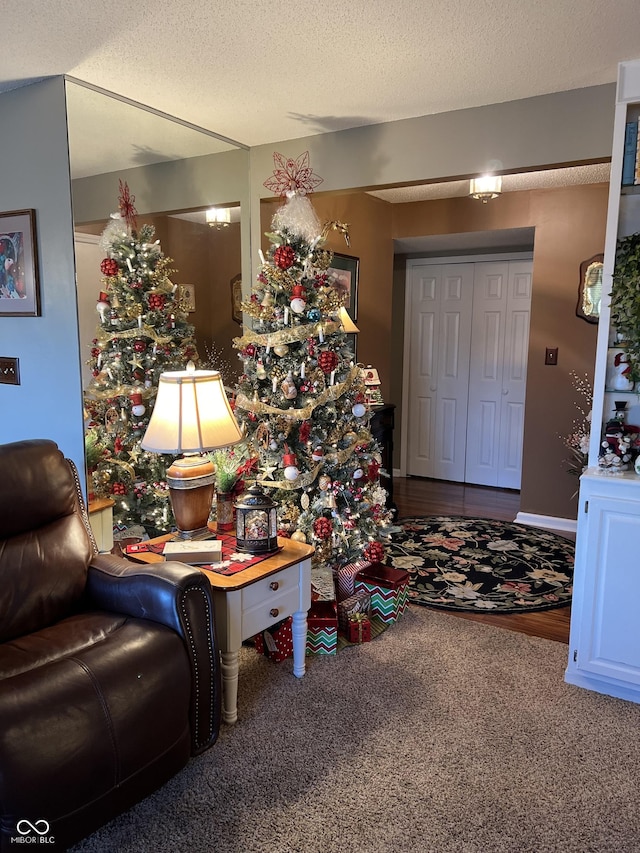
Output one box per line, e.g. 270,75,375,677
0,356,20,385
545,347,558,366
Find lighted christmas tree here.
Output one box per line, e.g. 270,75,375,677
84,182,199,531
232,153,394,569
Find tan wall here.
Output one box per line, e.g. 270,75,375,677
392,184,608,520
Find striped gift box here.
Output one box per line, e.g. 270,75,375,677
334,559,372,601
306,600,338,656
354,564,410,625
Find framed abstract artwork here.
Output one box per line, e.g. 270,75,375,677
0,209,41,317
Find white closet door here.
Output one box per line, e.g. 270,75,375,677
497,261,532,488
407,263,473,480
464,260,532,488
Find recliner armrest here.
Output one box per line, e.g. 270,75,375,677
87,554,221,753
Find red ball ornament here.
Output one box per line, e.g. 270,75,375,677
318,350,338,374
313,517,333,540
148,293,165,310
364,541,386,563
100,258,118,276
111,482,127,496
274,245,295,270
133,339,146,353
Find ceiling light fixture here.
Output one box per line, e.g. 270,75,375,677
469,175,502,203
205,207,231,228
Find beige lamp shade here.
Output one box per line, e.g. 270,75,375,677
142,366,242,454
338,306,360,333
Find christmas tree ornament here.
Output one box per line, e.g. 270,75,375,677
256,358,267,379
311,446,324,462
291,530,307,543
273,344,289,357
133,339,146,353
130,392,146,417
100,258,118,277
307,308,321,322
261,290,274,307
364,541,386,564
352,393,367,418
352,467,364,480
318,350,338,374
274,245,296,270
318,474,332,491
290,283,307,314
313,516,333,540
96,291,110,321
281,372,297,400
283,447,300,481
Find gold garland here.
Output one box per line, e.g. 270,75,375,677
235,365,360,421
256,437,360,491
85,384,157,403
233,317,346,350
94,325,175,346
110,458,136,481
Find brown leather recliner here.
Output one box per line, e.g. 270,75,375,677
0,439,222,851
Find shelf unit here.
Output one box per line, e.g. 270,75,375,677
566,59,640,704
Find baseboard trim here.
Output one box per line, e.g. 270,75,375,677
515,512,577,534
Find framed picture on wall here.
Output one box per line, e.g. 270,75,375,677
0,209,40,316
328,252,359,322
180,283,196,312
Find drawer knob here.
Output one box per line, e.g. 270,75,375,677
270,581,279,591
270,608,279,617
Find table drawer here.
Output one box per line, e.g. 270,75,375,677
241,565,299,609
242,586,300,638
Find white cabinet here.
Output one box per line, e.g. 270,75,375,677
566,472,640,702
566,58,640,703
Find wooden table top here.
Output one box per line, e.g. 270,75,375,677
127,525,315,591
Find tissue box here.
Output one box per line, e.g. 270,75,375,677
334,559,371,601
355,563,410,625
306,600,338,656
255,616,293,662
163,539,222,564
337,590,371,633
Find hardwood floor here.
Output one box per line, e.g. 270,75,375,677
393,476,572,645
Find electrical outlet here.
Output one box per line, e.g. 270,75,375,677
545,347,558,366
0,357,20,385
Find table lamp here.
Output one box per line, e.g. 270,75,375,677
141,362,242,539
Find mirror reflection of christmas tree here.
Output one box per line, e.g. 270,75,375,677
84,181,199,531
232,153,395,569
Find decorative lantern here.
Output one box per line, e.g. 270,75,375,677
234,483,279,554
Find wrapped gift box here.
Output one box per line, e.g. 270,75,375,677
355,563,410,625
337,590,371,633
306,600,338,656
255,616,293,662
347,614,371,644
334,559,371,602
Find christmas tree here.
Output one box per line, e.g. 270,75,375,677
84,181,199,531
232,153,394,569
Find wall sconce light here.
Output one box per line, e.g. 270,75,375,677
141,362,242,539
205,207,231,228
469,175,502,203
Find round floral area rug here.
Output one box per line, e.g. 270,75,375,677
387,516,574,613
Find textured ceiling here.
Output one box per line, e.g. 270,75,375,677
4,0,640,150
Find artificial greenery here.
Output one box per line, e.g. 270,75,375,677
610,232,640,384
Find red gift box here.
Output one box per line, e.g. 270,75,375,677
347,614,371,643
334,559,371,601
306,600,338,655
255,616,293,662
337,590,371,633
355,563,410,625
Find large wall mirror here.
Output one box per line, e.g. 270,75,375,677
65,78,250,387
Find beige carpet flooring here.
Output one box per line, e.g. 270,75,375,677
71,607,640,853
